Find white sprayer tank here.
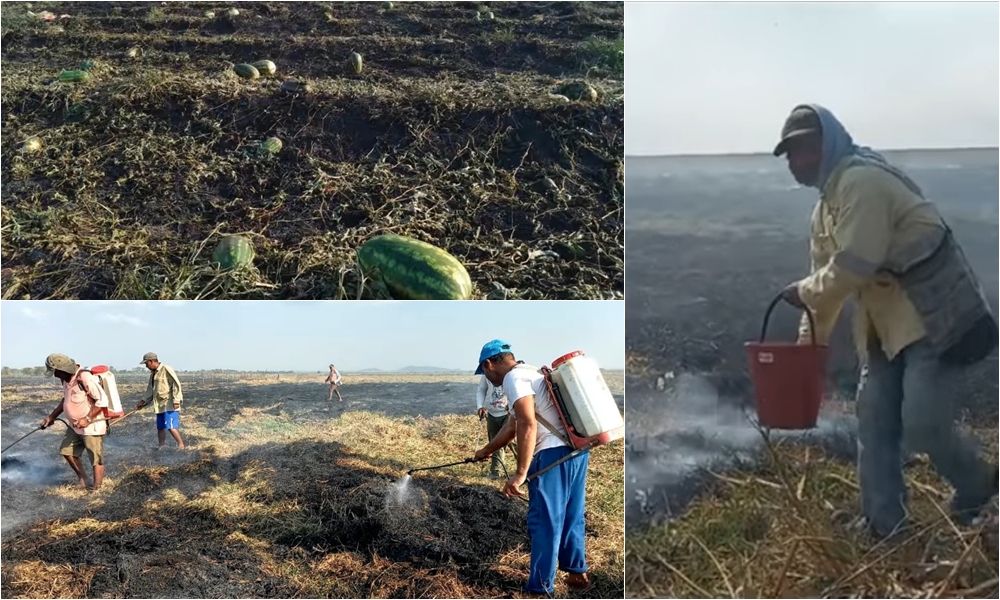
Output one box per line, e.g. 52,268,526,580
549,351,624,444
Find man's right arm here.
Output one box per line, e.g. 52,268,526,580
42,400,64,428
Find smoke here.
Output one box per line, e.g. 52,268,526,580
0,456,68,487
625,372,858,530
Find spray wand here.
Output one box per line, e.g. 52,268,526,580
1,404,144,455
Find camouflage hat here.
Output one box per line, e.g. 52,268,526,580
140,352,159,364
45,353,77,376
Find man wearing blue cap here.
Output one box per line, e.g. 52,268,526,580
472,340,592,596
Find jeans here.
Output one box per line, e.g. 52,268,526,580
524,446,589,594
857,337,994,535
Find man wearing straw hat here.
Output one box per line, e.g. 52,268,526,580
39,353,109,491
472,340,592,596
773,104,998,540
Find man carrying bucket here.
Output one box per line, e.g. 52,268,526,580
773,104,998,539
39,353,109,491
472,340,592,596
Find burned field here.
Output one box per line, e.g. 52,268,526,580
0,372,626,599
0,1,624,300
623,153,999,598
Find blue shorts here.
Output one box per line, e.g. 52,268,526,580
156,411,181,430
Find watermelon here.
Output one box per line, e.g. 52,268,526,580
212,236,255,271
58,70,89,83
226,8,240,18
357,235,473,300
22,136,43,153
348,52,363,75
259,137,282,155
251,60,277,77
383,2,394,9
557,81,597,102
234,63,260,79
281,80,311,94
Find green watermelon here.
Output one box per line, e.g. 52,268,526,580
281,80,311,94
259,137,282,155
348,52,363,74
357,235,473,300
212,236,255,271
234,63,260,79
251,60,277,77
58,70,89,83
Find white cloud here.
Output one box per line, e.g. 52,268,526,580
20,307,45,321
99,313,150,328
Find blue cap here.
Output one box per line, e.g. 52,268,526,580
475,339,512,375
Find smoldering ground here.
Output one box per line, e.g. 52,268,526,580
625,371,860,530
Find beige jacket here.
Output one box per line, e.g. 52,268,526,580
796,161,942,360
146,364,184,414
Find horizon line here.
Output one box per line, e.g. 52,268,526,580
626,145,1000,159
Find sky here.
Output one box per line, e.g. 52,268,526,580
0,301,625,372
626,1,1000,156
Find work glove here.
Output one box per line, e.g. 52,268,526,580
779,283,806,310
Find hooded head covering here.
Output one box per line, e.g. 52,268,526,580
782,104,925,196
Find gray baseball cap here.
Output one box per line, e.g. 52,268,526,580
45,353,76,376
773,106,822,156
140,352,159,364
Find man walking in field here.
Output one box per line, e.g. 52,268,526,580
473,340,592,596
773,104,999,539
326,363,343,402
39,353,108,491
476,373,515,479
136,352,186,450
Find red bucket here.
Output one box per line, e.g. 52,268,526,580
744,294,829,430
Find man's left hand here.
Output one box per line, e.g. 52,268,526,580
173,403,180,410
780,283,806,309
502,472,527,499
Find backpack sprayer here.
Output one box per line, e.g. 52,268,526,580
407,350,624,488
1,366,139,455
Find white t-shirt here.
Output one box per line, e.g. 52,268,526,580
502,364,569,455
476,375,509,418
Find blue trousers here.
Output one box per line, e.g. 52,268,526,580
857,338,994,535
524,445,589,594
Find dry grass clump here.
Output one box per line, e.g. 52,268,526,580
626,432,999,599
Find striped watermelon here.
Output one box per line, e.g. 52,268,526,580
234,64,259,79
58,70,89,83
357,235,473,300
348,52,363,75
259,137,282,155
251,60,277,77
212,236,255,271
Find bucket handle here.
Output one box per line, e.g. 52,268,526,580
759,292,818,346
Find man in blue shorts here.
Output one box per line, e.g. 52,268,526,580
136,352,186,450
